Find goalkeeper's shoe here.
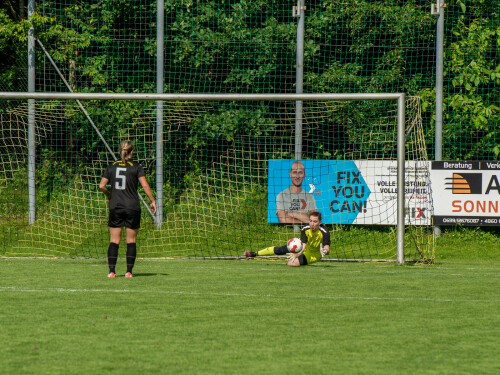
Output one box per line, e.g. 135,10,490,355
125,272,133,278
244,251,257,258
107,272,116,278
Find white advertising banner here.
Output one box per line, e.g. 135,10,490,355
356,160,432,225
430,161,500,226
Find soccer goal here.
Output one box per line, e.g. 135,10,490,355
0,92,434,263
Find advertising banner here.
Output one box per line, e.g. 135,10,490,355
267,160,432,225
430,161,500,226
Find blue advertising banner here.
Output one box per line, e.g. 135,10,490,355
268,160,371,224
267,160,433,225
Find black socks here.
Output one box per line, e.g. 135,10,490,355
108,242,137,274
107,242,119,273
126,243,137,273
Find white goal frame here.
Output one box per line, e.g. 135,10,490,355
0,92,406,263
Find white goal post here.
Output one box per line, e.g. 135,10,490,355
0,92,406,264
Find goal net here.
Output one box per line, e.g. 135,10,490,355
0,95,434,262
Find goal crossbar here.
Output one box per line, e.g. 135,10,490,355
0,92,404,101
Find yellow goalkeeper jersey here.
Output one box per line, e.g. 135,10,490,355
300,224,330,264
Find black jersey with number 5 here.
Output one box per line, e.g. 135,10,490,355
102,160,146,211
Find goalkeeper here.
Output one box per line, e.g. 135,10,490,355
245,211,330,266
99,140,156,278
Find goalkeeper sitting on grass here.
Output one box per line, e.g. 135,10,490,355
245,211,330,266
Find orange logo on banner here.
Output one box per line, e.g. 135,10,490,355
452,173,471,194
445,173,482,194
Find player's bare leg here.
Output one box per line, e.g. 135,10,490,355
109,227,122,244
286,253,301,266
126,227,138,243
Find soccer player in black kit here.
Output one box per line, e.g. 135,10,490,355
99,140,156,278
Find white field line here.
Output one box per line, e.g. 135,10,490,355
0,286,498,303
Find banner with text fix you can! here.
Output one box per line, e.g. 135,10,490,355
267,160,432,225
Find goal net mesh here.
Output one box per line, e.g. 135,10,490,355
0,96,434,261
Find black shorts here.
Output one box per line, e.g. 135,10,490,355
108,209,141,229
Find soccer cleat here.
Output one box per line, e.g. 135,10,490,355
107,272,115,278
244,250,257,258
125,272,133,278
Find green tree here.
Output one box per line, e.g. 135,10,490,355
420,0,500,159
0,8,30,97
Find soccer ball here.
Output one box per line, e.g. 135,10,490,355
287,237,304,254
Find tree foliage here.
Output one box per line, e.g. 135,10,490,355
419,0,500,159
0,8,30,93
0,0,498,173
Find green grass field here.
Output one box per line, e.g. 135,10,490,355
1,233,499,375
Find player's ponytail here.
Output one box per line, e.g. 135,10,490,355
118,140,134,163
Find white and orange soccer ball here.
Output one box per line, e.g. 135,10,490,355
287,238,304,254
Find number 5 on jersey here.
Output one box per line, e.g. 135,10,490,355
115,167,126,190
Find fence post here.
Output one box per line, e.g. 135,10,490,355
432,0,445,237
294,0,305,161
156,0,165,228
293,0,306,232
28,0,36,225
